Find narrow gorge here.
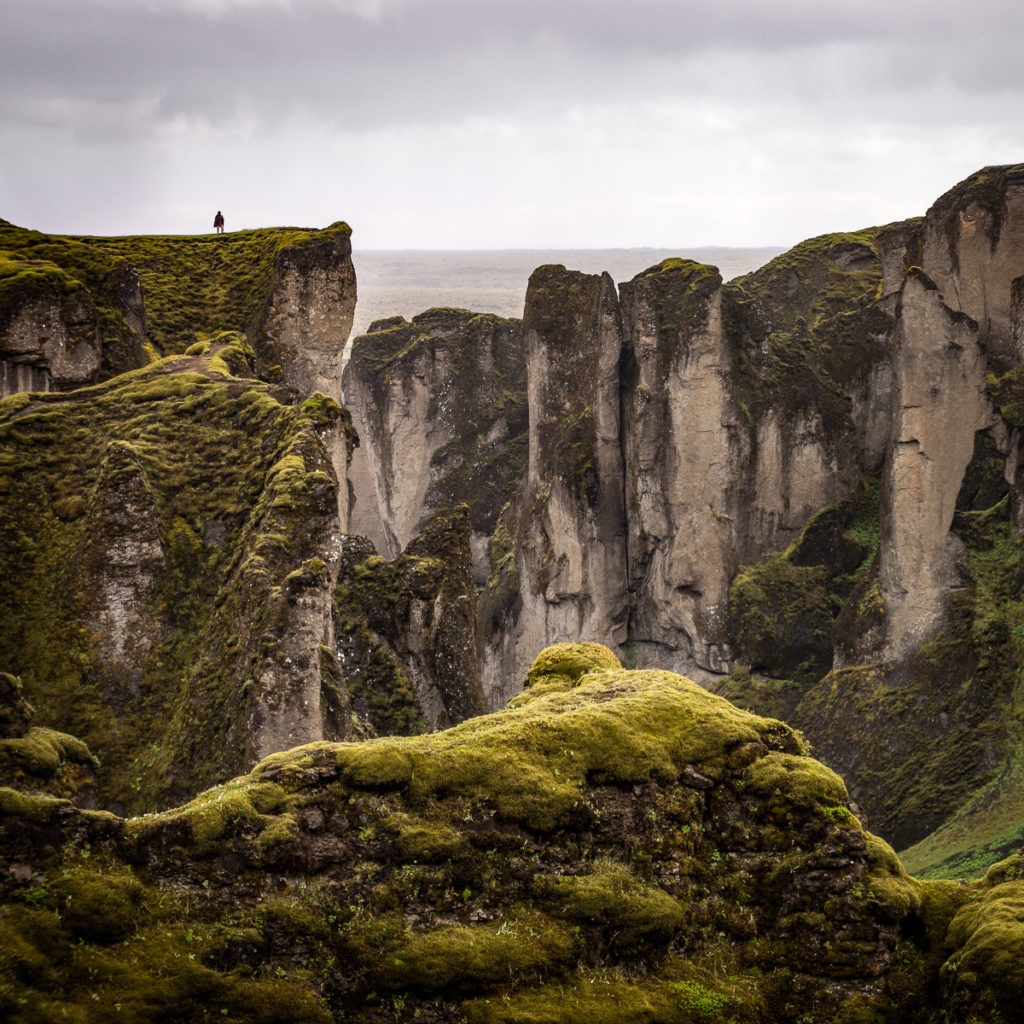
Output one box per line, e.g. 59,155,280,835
2,166,1024,1023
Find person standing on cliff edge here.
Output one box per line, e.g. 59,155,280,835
214,211,225,233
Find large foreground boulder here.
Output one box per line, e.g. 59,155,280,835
3,645,1002,1024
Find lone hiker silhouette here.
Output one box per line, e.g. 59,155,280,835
214,211,225,233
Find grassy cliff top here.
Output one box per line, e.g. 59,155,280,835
0,219,352,356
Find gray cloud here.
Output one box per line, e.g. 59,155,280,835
7,0,1023,137
2,0,1023,244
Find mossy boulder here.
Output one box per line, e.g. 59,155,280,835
0,649,949,1023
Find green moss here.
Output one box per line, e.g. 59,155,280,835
463,973,752,1024
519,641,623,697
0,726,96,778
539,860,686,954
942,859,1024,1021
0,649,954,1022
376,912,575,992
383,812,469,863
743,750,849,810
264,646,805,834
727,485,877,691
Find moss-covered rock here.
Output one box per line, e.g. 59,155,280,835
334,506,487,734
0,219,354,389
0,648,950,1023
0,335,352,812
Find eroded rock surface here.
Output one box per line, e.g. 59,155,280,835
482,268,628,705
334,506,487,735
343,307,526,572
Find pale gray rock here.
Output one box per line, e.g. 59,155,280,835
343,309,526,582
249,227,356,404
481,267,628,705
874,271,994,663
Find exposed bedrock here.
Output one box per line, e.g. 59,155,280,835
874,272,994,664
0,267,102,397
481,267,628,706
334,506,487,736
619,260,743,676
619,238,890,679
343,308,526,573
248,225,356,404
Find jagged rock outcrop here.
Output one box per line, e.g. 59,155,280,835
0,254,102,395
481,268,628,705
8,644,1008,1024
334,506,487,734
247,222,356,403
343,308,526,575
0,336,354,812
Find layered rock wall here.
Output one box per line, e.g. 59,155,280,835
343,308,526,574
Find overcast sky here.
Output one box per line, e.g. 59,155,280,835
2,0,1022,249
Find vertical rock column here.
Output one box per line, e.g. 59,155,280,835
249,222,356,525
619,260,740,675
877,271,993,662
483,267,628,702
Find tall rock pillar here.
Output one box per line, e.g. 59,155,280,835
482,266,628,705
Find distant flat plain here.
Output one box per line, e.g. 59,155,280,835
348,247,786,341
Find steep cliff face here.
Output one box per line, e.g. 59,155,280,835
247,225,356,403
619,260,742,676
334,506,487,734
0,252,103,393
482,268,628,705
7,644,1000,1024
343,308,526,574
726,168,1024,862
337,165,1024,875
0,335,354,812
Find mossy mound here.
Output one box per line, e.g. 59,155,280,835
0,334,351,811
938,853,1024,1023
0,651,956,1023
